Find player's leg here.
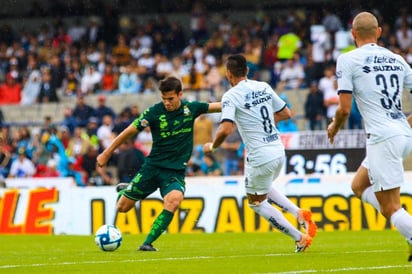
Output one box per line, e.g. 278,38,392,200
116,195,137,212
116,166,155,212
246,159,312,252
351,162,380,211
139,168,185,251
375,187,412,261
267,187,317,237
368,136,412,261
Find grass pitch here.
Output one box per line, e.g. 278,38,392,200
1,230,412,273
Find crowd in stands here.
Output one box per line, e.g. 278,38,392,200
0,1,412,185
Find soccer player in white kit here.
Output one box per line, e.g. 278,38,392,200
328,11,412,261
204,54,317,252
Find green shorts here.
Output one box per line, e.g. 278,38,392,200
120,163,186,201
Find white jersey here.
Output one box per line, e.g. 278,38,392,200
220,79,286,167
336,43,412,144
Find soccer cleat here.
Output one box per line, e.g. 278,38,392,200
408,241,412,262
116,182,129,193
138,244,158,251
295,234,313,253
298,209,317,238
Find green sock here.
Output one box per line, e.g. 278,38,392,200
143,210,174,245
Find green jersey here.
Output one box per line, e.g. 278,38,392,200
133,100,209,170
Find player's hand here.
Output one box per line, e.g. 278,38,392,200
327,120,337,144
203,142,213,153
96,153,109,168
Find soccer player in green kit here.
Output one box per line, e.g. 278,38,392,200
96,76,221,251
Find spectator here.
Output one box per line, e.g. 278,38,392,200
304,80,326,130
84,117,100,149
155,53,173,80
277,93,299,133
37,68,59,103
97,114,114,151
8,57,22,82
118,65,141,93
220,127,242,176
43,131,85,186
202,62,222,100
80,145,103,185
66,126,94,158
183,64,203,92
348,97,362,130
61,69,80,96
49,54,66,89
8,147,36,178
61,106,78,135
112,108,132,135
67,18,86,43
395,20,412,52
94,95,116,124
309,24,332,82
128,104,141,121
170,55,189,80
276,57,305,91
137,48,156,79
35,158,60,177
100,63,118,93
80,65,101,95
135,126,152,156
320,64,338,124
0,71,22,105
200,153,222,176
112,34,131,66
72,95,96,128
20,69,41,105
117,137,145,183
277,28,302,61
83,17,103,45
0,135,11,180
193,113,214,147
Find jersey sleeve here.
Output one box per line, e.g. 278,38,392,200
132,107,152,131
220,92,236,122
271,89,287,112
188,101,209,117
400,57,412,91
336,53,353,94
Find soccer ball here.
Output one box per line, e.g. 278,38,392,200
94,224,122,251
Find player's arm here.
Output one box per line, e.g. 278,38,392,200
328,92,352,144
275,104,292,123
204,120,234,153
407,113,412,128
97,124,139,167
207,102,221,113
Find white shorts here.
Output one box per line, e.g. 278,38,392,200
244,157,283,195
362,135,412,192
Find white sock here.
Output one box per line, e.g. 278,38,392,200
390,208,412,244
250,199,301,241
361,186,380,211
268,187,299,217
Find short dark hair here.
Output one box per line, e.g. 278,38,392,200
226,54,248,77
159,76,182,94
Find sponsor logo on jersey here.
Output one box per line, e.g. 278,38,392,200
244,88,272,109
183,105,191,116
365,55,396,64
140,119,149,127
362,65,403,74
363,55,403,73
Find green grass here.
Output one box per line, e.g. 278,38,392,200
1,230,412,273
